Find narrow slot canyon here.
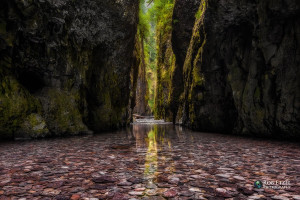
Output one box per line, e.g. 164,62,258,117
0,0,299,199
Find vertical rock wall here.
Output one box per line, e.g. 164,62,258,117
170,0,201,123
134,36,151,116
154,0,201,123
171,0,300,138
154,24,175,121
0,0,139,139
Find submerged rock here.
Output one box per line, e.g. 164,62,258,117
163,189,177,198
92,176,117,183
0,124,299,198
215,188,232,198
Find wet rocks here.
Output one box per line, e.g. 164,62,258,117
92,176,117,184
216,174,231,179
247,194,266,199
163,189,177,198
118,180,133,186
146,183,158,189
189,187,202,192
129,191,144,196
71,194,81,200
168,177,180,185
292,195,300,200
128,177,143,184
157,175,169,183
112,193,128,200
215,188,232,198
0,124,299,199
55,195,70,200
42,188,61,196
272,195,290,200
179,190,194,197
237,185,254,195
233,176,245,181
47,181,65,189
145,189,158,196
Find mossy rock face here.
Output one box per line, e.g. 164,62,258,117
0,0,138,139
133,35,151,116
0,75,41,139
179,0,300,138
17,113,50,139
39,88,88,135
154,11,176,122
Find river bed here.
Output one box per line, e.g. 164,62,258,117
0,124,299,199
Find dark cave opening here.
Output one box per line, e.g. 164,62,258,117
18,71,45,93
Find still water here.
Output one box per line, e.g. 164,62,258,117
0,124,299,199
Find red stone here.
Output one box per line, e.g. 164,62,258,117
71,194,81,200
163,189,177,198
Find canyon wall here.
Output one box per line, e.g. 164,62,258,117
133,36,151,116
1,0,299,139
171,0,202,123
153,2,175,121
168,0,300,138
154,0,201,123
154,19,174,121
0,0,139,139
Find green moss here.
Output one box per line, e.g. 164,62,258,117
192,66,205,87
189,104,196,124
86,62,127,130
195,0,207,20
18,113,49,138
173,19,179,24
0,75,41,138
154,18,175,120
44,89,87,135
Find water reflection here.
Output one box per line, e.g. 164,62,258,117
133,124,178,185
144,128,158,182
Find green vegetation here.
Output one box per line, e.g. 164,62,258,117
138,0,151,39
151,0,174,34
20,113,50,138
137,0,176,116
182,0,208,125
195,0,206,20
152,0,175,120
137,1,155,112
45,89,87,135
0,73,41,138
